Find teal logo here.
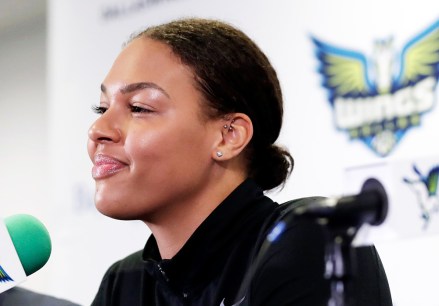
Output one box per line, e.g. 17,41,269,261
403,164,439,228
312,20,439,156
0,265,13,283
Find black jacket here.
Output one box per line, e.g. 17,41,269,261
91,179,392,306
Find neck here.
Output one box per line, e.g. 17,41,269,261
145,172,246,259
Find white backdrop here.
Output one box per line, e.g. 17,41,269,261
0,16,52,294
46,0,439,305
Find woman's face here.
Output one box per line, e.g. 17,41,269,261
87,38,222,221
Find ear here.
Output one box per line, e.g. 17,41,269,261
212,113,253,161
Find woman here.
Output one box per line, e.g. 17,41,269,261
88,18,391,306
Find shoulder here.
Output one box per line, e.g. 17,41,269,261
91,250,145,306
101,249,144,279
241,215,330,306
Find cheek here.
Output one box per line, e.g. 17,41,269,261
125,125,211,177
123,130,175,182
125,130,160,160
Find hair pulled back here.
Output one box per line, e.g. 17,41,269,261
131,18,293,191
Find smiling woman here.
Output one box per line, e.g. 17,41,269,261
87,18,391,306
88,36,251,239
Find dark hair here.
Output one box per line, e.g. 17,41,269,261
130,18,293,191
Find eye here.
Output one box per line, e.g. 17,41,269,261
92,105,107,114
130,105,154,113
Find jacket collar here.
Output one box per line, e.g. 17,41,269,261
142,179,273,292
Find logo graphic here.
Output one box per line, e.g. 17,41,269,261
312,20,439,156
403,164,439,228
0,265,13,283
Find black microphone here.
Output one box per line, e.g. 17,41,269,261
235,178,388,306
290,178,388,227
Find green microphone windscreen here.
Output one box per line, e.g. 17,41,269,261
4,214,52,276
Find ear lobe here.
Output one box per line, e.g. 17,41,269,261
212,113,253,161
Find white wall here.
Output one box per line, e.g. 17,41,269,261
0,17,48,217
0,16,53,294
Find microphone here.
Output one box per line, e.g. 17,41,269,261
235,178,388,306
290,178,388,227
0,214,52,293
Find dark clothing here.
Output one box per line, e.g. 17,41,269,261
91,179,392,306
0,287,81,306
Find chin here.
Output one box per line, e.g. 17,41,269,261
96,207,136,221
95,200,148,221
94,198,127,220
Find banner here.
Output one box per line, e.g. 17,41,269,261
346,155,439,246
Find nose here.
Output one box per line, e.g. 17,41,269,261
88,108,122,144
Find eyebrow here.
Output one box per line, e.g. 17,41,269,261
100,82,170,98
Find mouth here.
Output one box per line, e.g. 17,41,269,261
92,154,128,179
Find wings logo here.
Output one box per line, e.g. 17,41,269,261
312,20,439,156
403,164,439,228
0,265,13,283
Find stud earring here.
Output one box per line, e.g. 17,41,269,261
229,119,235,131
223,119,235,132
216,151,223,157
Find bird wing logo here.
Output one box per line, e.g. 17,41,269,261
0,265,13,283
312,19,439,156
403,164,439,228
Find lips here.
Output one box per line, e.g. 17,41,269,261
92,154,128,179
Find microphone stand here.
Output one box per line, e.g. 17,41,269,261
235,178,388,306
292,178,388,306
323,222,358,306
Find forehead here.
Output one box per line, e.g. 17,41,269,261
102,38,212,118
103,38,205,100
104,38,195,89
